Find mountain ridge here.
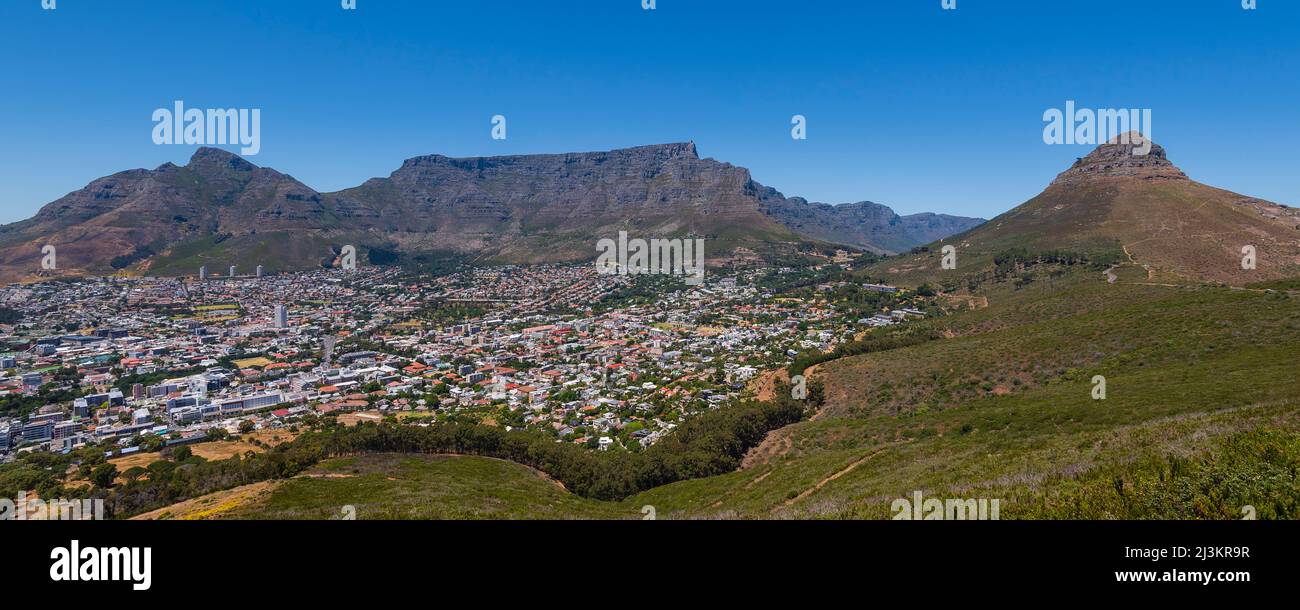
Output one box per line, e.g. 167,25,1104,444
871,134,1300,285
0,143,981,281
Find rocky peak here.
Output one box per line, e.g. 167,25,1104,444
1051,132,1188,186
187,146,257,174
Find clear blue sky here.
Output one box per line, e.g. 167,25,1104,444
1,0,1296,224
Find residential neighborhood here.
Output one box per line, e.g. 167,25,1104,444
0,263,930,462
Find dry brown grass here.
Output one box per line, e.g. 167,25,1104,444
337,411,384,427
109,451,162,473
130,480,282,520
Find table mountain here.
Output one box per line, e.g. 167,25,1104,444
0,143,976,281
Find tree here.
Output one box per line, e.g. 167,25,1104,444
238,420,255,434
90,463,118,489
138,435,164,453
122,466,148,483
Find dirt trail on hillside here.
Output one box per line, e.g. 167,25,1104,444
1121,244,1155,280
749,368,788,402
740,365,824,469
777,440,910,511
741,430,793,470
778,447,889,509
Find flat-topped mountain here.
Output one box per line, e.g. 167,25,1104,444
325,142,806,262
0,143,979,281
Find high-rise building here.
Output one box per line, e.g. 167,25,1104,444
199,265,208,281
274,304,289,329
256,265,264,278
229,265,238,278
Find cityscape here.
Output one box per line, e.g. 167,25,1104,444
1,255,941,515
1,0,1291,596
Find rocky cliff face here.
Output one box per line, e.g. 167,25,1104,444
1051,133,1188,186
329,142,779,236
758,192,983,254
332,141,982,255
0,143,982,280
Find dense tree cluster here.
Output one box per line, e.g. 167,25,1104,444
993,248,1101,277
0,306,22,324
789,327,942,376
311,388,814,501
1,382,819,516
103,442,325,517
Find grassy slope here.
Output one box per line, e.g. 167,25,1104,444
221,267,1299,520
230,453,633,520
868,178,1300,288
137,232,345,276
629,269,1300,519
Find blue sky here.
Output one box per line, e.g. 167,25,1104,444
1,0,1296,224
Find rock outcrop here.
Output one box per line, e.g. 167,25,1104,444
1051,132,1188,186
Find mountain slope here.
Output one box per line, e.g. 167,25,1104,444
0,148,337,279
871,135,1300,286
322,142,814,264
757,194,983,254
0,143,977,281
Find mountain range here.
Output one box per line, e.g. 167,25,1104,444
0,143,982,282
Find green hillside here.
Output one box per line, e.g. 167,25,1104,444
217,265,1300,520
640,271,1300,519
866,174,1300,289
232,454,630,520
